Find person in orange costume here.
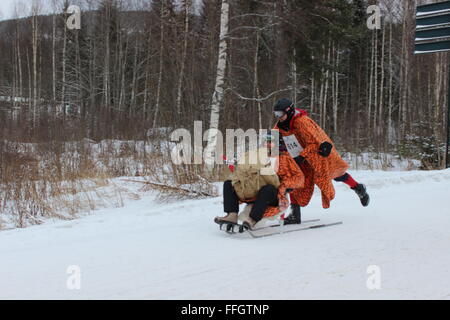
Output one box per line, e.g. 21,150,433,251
273,98,370,225
214,133,305,231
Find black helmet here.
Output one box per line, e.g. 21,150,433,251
273,98,295,120
274,98,294,112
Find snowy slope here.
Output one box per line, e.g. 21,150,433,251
1,170,450,300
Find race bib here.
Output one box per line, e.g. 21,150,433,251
282,135,303,158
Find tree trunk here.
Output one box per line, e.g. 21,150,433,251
62,9,67,116
204,0,230,167
373,29,378,134
103,4,110,108
254,30,262,129
387,17,393,146
32,10,39,127
176,0,190,116
143,33,152,120
26,49,32,114
52,14,56,103
130,38,139,116
292,48,297,105
368,31,375,133
333,44,339,135
322,42,331,130
310,73,315,115
379,21,386,140
153,0,166,129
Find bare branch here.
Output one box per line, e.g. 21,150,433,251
226,87,292,103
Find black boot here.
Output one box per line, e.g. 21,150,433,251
239,220,255,233
283,204,301,225
352,184,370,207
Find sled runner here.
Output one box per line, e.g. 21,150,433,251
218,218,342,238
244,221,343,238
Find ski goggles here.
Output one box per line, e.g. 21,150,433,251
274,111,285,119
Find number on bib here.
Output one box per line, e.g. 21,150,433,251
282,135,303,158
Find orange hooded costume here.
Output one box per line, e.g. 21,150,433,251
275,109,349,209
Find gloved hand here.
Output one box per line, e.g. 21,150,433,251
318,142,332,157
293,155,305,167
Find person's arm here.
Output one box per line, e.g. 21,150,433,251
292,117,332,160
277,155,304,196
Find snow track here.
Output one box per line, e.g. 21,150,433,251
0,170,449,299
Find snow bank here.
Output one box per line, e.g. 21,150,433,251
342,152,421,171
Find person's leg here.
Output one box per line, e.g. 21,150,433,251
223,180,239,213
334,173,370,207
284,189,306,225
284,203,301,225
248,184,278,223
215,180,239,224
334,172,357,188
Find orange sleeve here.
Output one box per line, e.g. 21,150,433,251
277,154,304,196
293,117,330,159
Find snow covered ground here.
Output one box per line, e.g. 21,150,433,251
1,169,450,300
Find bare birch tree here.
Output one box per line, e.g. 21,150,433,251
31,0,42,126
204,0,229,167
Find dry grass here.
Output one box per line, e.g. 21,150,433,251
136,143,219,203
0,136,219,229
0,139,116,228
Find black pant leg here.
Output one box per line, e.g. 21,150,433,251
249,185,279,222
334,173,349,182
223,180,240,213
